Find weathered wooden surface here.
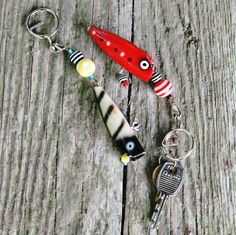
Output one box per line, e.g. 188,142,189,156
0,0,235,234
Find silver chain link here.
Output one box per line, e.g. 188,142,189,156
168,95,182,129
44,36,70,53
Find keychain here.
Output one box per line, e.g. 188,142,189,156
26,8,145,165
87,26,195,231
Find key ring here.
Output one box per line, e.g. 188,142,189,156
26,8,69,53
26,8,59,39
162,128,194,162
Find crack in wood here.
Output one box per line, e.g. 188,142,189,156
121,0,135,234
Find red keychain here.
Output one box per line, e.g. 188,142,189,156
88,26,173,97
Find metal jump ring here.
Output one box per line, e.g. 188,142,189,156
26,8,59,40
162,128,194,162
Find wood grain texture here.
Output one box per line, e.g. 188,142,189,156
0,0,235,235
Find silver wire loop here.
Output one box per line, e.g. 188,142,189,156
26,8,69,53
44,36,70,53
162,128,194,162
168,95,182,128
26,8,59,39
172,106,181,128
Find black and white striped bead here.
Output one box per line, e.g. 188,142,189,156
69,50,84,64
118,74,128,83
151,70,162,83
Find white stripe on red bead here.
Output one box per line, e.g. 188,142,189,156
154,80,169,91
154,79,173,97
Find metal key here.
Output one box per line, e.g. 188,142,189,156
150,162,184,230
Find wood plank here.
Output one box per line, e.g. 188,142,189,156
54,1,131,234
124,0,236,234
0,0,129,234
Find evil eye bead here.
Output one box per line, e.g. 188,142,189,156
121,154,130,165
140,59,150,70
126,141,135,151
76,59,96,77
154,79,173,97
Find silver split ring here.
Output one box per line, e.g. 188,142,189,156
26,8,59,40
162,128,194,162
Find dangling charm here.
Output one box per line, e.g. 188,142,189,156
117,73,129,87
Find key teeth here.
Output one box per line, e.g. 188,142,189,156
151,212,157,220
150,219,160,230
150,194,166,230
150,223,156,230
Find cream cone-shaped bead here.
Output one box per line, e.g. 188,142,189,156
76,59,96,77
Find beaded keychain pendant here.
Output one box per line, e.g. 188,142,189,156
26,8,145,165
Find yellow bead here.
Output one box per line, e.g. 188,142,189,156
120,154,130,165
76,59,96,77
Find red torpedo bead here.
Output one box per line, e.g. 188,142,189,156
88,26,155,83
154,80,173,97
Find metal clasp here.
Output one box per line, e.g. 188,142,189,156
26,8,69,53
168,95,182,128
